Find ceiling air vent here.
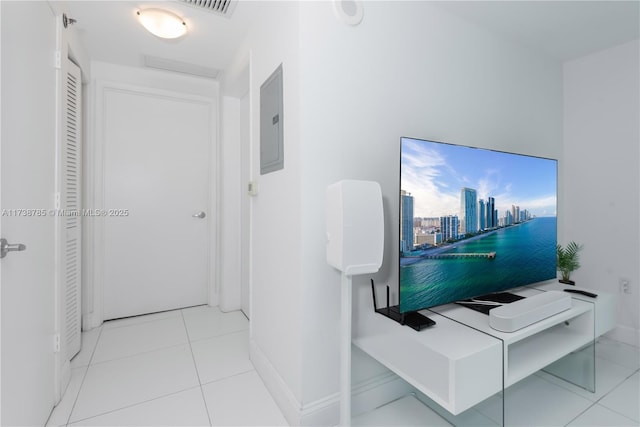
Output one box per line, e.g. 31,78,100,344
178,0,237,18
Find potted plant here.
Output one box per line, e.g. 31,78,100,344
556,241,583,285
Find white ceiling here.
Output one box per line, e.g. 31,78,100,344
66,0,640,79
66,0,255,75
434,1,640,61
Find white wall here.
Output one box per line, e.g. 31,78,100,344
224,2,304,423
297,1,563,423
228,1,564,424
563,40,640,346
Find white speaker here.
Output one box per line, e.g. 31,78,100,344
489,291,572,332
326,180,384,276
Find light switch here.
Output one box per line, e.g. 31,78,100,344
247,181,258,197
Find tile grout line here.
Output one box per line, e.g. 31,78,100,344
188,326,250,345
65,386,198,423
590,369,640,424
65,325,105,426
594,354,640,372
64,385,202,425
65,320,196,425
180,308,214,426
63,308,254,426
199,367,257,388
564,400,639,427
533,370,597,406
91,312,199,366
595,338,640,371
563,399,599,427
536,354,639,426
87,340,189,367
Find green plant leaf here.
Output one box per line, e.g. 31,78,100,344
556,241,583,280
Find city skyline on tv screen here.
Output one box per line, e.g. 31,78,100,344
399,137,558,313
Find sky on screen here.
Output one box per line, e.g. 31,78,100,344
401,138,557,219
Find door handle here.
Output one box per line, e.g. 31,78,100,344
192,211,206,219
1,238,26,259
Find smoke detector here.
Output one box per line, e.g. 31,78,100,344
178,0,237,18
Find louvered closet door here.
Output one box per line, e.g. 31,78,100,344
63,59,82,360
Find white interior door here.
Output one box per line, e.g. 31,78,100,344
1,1,57,424
102,86,213,319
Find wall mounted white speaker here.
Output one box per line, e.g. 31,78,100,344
326,180,384,276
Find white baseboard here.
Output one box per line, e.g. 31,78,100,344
249,339,303,426
296,372,411,426
249,339,411,426
350,373,412,422
605,324,640,348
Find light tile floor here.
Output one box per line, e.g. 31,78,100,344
46,306,288,427
48,308,639,427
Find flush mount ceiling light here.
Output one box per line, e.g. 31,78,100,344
137,8,187,39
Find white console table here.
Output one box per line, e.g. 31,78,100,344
531,282,617,337
353,285,614,419
354,307,502,415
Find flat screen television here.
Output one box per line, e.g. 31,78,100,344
399,136,558,314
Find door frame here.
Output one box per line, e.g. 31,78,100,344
240,88,251,318
83,80,220,328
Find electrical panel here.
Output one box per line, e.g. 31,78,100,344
260,64,284,175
